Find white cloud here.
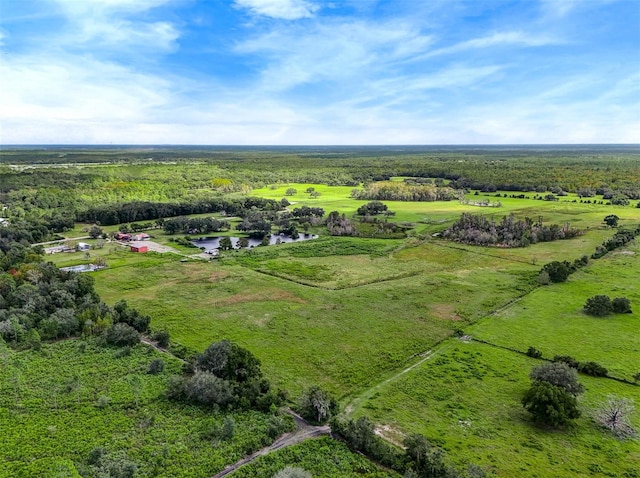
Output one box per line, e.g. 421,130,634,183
48,0,180,50
234,0,319,20
236,20,433,90
423,31,560,59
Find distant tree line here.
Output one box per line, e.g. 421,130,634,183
352,181,459,202
163,216,230,235
443,213,583,248
77,197,284,226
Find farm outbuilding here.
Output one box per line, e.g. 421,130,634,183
77,242,91,251
130,245,148,253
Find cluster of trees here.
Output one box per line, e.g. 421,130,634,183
584,295,632,316
325,211,356,236
522,362,583,427
356,201,393,216
163,216,230,235
331,416,486,477
0,263,149,348
352,181,459,202
77,197,284,226
167,339,285,411
592,226,640,259
443,213,582,248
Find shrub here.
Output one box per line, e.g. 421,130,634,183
578,361,608,377
612,297,632,314
102,323,140,347
273,467,311,478
114,346,132,358
553,355,579,369
152,329,170,348
147,359,165,374
584,295,613,316
526,347,543,359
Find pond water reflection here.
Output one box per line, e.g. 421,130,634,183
192,234,318,253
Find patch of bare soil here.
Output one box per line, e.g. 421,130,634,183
374,424,405,448
214,289,307,306
431,303,462,321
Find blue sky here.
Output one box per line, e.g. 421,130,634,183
0,0,638,144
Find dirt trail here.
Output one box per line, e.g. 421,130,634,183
211,411,330,478
138,338,331,477
343,342,454,417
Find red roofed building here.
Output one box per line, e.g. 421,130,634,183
130,245,148,253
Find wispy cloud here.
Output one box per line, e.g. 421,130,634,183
236,19,433,90
423,31,561,59
49,0,180,51
234,0,319,20
0,0,638,144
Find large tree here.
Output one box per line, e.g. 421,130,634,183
530,362,584,396
522,381,581,427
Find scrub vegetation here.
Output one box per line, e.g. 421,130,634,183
1,146,639,477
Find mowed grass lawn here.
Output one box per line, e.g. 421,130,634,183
93,238,536,398
355,340,640,478
470,240,640,380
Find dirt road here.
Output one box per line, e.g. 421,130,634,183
211,411,331,478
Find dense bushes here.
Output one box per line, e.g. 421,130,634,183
584,295,632,316
443,213,582,248
331,415,487,477
168,339,284,411
553,355,608,377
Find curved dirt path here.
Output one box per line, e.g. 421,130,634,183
211,411,331,478
138,338,331,477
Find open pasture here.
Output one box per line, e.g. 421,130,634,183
352,340,640,478
93,236,537,397
470,240,640,380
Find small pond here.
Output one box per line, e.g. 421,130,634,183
192,234,318,253
60,264,106,273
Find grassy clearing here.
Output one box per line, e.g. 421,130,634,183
470,240,640,380
355,340,640,478
0,340,291,478
93,238,535,398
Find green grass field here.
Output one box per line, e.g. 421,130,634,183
351,340,640,478
42,182,640,476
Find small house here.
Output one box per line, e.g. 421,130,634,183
115,233,131,241
130,245,148,253
133,233,150,241
77,242,91,251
